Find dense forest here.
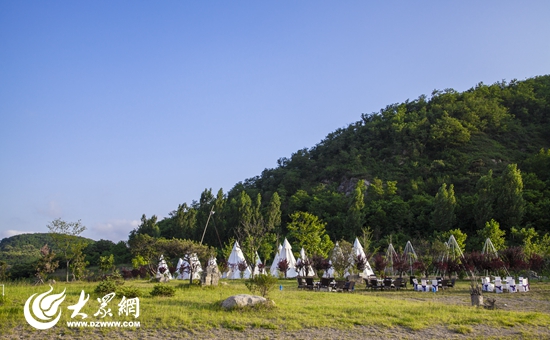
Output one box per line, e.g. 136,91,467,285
133,75,550,262
3,75,550,280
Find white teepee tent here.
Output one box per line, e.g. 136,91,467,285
252,252,267,276
278,238,298,278
326,242,343,278
224,241,251,279
270,243,283,276
175,258,185,279
352,238,375,277
156,255,172,280
296,247,316,277
176,253,202,280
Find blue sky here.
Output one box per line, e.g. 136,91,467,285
1,1,549,242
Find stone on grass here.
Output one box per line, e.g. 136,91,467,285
221,294,268,309
201,263,220,286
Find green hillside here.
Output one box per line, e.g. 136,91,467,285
149,75,550,257
0,233,96,264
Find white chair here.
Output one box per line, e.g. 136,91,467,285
482,277,494,292
507,278,517,293
412,278,420,291
494,279,503,293
431,279,438,292
519,278,529,292
420,279,429,292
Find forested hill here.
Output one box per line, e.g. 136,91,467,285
153,76,550,254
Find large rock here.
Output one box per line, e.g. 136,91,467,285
201,263,220,286
221,294,268,309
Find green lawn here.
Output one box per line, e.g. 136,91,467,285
1,278,549,336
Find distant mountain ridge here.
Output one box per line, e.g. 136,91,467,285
0,233,95,266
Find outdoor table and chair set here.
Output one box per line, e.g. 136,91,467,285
296,277,355,292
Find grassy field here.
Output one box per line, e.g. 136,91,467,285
1,278,549,338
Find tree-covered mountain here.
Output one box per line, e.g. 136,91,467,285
138,76,550,257
0,233,130,272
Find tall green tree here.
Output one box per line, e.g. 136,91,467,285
496,163,525,230
431,183,456,232
474,170,495,229
129,214,160,242
346,180,367,238
477,219,506,251
287,211,334,258
47,218,88,282
235,192,274,270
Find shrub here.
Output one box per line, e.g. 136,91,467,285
277,259,289,278
95,280,117,295
117,286,143,298
150,284,176,297
120,268,133,280
245,273,278,297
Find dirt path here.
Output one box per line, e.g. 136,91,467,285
3,324,550,340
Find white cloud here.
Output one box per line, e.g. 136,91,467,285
37,200,63,218
1,229,36,239
90,219,140,242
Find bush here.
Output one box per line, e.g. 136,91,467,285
150,284,176,297
117,286,143,298
245,274,278,297
94,280,117,295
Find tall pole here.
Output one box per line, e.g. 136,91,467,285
200,205,215,245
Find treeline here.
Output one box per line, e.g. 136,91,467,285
132,75,550,260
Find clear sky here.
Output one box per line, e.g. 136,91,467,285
1,1,549,242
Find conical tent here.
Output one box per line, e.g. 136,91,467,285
436,235,468,277
385,243,398,276
446,235,464,260
177,253,202,280
270,243,283,276
403,241,417,276
352,238,375,277
175,258,185,279
482,238,498,257
482,237,509,276
327,242,343,278
296,247,316,277
156,255,172,280
277,238,298,278
252,252,266,276
224,241,251,279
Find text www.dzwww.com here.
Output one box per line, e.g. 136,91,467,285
66,321,141,328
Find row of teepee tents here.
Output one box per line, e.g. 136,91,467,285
224,237,375,279
157,236,507,281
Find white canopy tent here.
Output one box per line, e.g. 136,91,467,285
296,247,316,277
352,238,375,277
224,241,252,279
270,243,283,276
